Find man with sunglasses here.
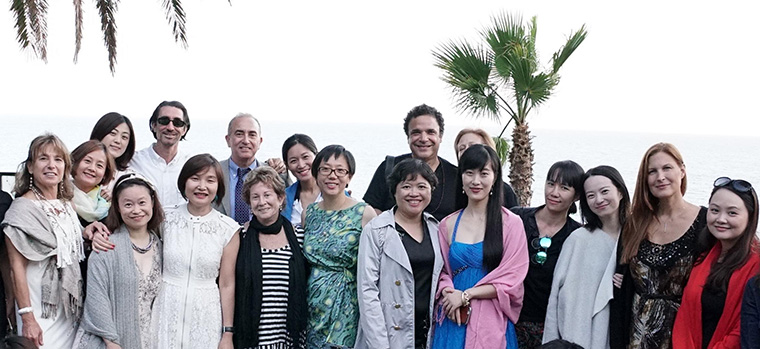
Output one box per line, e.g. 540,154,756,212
130,100,192,208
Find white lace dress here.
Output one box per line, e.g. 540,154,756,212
151,204,239,348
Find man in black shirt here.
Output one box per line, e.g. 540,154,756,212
363,104,458,221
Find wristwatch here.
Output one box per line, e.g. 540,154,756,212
223,326,234,333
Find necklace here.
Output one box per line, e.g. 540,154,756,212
131,234,155,254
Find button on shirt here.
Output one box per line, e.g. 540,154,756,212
129,144,190,209
228,158,261,221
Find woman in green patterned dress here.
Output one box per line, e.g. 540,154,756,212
303,145,377,348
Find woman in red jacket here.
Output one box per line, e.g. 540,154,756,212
672,177,759,348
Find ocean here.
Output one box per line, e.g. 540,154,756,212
1,116,758,210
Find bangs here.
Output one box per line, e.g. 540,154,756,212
459,145,493,172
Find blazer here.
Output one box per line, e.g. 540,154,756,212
355,209,444,349
215,158,291,216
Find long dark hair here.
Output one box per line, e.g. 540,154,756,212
455,145,504,272
90,112,135,171
580,165,630,231
697,183,759,292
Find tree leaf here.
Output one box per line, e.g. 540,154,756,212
10,0,31,50
95,0,119,74
162,0,187,48
552,24,587,74
73,0,83,63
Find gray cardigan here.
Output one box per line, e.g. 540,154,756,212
74,227,162,349
355,209,443,349
543,226,618,349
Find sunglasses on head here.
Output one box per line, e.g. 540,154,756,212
156,116,187,128
531,236,552,265
714,177,753,193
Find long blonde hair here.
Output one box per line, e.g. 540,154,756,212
14,133,74,200
620,142,687,263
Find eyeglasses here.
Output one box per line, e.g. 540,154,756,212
531,236,552,265
156,116,187,128
714,177,753,193
318,167,349,178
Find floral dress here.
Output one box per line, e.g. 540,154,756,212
151,204,239,348
303,202,367,348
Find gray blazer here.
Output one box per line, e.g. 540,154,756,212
215,158,291,216
355,209,443,349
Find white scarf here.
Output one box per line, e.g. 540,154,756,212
72,184,110,223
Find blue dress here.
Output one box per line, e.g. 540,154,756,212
432,210,517,349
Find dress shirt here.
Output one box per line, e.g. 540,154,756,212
228,158,261,220
129,144,190,209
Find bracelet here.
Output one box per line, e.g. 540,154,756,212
222,326,234,333
461,291,471,307
17,307,33,315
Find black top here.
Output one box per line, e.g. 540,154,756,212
0,190,11,339
511,205,581,323
702,285,726,349
502,182,519,210
363,154,458,221
396,221,435,349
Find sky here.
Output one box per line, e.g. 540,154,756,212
0,0,758,136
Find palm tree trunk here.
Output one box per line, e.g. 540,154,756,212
508,123,534,206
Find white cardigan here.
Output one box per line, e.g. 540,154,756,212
543,226,618,349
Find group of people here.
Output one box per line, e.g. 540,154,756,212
0,101,757,349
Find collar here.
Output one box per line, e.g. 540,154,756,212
229,157,260,175
374,207,438,229
147,143,184,165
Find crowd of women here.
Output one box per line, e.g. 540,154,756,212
0,110,758,349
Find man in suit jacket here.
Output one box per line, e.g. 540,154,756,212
215,113,290,224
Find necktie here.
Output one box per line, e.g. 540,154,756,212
234,167,252,224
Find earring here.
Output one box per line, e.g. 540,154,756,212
462,189,465,194
489,190,493,196
58,182,64,197
29,175,33,190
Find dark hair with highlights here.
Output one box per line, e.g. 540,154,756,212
580,165,630,231
70,140,115,187
90,112,136,171
697,182,759,292
105,174,165,235
455,144,504,272
177,154,225,206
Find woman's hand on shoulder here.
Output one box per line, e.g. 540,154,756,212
85,221,115,252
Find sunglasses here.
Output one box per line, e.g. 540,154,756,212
714,177,753,193
156,116,187,128
531,236,552,265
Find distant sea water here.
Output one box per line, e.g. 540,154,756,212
1,116,758,210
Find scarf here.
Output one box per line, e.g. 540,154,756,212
233,214,307,348
72,184,110,223
2,197,84,321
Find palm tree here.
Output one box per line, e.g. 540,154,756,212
9,0,210,74
433,13,586,206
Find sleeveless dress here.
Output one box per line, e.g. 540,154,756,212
303,202,367,348
152,204,239,348
432,211,518,349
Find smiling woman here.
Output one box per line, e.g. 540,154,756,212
151,153,240,349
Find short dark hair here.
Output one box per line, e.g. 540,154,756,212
70,140,116,187
311,145,356,178
177,154,225,206
455,144,504,272
89,112,136,171
387,158,438,196
105,174,165,235
546,160,585,214
403,104,444,137
282,133,318,164
242,166,286,207
580,165,630,231
149,101,190,140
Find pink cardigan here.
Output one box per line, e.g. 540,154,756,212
436,207,529,348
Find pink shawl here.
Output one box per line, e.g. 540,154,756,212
436,207,529,348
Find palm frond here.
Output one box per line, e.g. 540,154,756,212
73,0,83,63
25,0,48,61
433,40,505,121
551,24,587,74
95,0,119,74
10,0,31,49
162,0,187,48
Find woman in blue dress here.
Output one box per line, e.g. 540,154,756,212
432,145,529,349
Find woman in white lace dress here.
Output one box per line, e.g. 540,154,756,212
152,154,240,349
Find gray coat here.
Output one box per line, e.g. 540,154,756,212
355,210,443,349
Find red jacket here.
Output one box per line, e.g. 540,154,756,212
673,243,760,349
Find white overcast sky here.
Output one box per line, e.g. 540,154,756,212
0,0,758,136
